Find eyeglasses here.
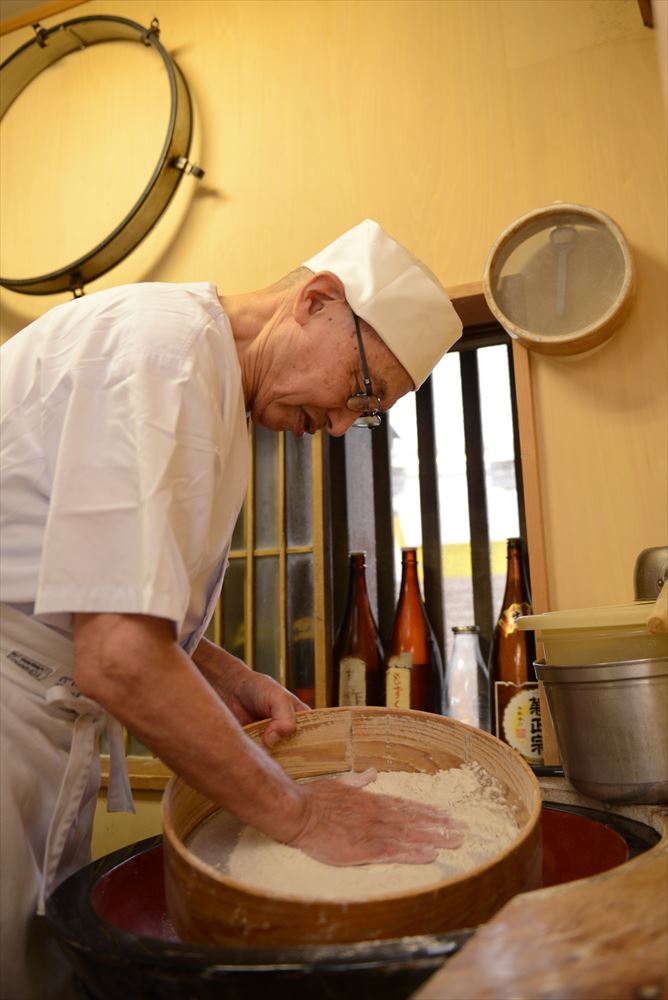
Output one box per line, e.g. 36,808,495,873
346,311,382,428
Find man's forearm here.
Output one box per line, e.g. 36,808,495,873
191,636,248,696
73,613,307,842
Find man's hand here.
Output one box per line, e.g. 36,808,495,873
287,770,466,865
192,639,310,748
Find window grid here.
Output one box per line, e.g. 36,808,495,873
327,318,530,676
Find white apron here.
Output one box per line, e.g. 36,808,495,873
0,605,134,1000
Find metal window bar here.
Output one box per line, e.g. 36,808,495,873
371,423,395,645
415,375,447,660
458,348,494,662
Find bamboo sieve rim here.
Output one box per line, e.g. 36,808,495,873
162,707,543,907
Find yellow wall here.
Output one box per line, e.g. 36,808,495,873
91,789,163,859
3,0,667,854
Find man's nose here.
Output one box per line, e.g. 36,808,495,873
326,409,359,437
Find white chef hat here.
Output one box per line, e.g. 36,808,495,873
303,219,462,389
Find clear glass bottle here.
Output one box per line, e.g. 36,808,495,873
488,536,542,764
446,625,490,731
385,547,444,713
332,551,385,706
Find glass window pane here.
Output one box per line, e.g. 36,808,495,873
478,345,520,617
388,392,421,589
254,426,279,549
222,558,246,661
287,553,315,707
432,352,475,658
253,555,280,679
127,732,153,756
286,432,312,547
231,501,246,551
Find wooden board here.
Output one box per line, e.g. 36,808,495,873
416,809,668,1000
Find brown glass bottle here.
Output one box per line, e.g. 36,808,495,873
385,547,444,713
332,552,385,707
488,537,542,764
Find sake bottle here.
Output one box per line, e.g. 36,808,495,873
488,537,542,764
446,625,490,731
332,551,385,706
385,547,444,713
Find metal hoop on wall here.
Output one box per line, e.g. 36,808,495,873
0,15,204,296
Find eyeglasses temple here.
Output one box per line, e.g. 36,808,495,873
352,311,373,396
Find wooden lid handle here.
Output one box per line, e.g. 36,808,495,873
647,583,668,635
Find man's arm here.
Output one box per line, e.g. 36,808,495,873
74,612,307,842
74,612,464,865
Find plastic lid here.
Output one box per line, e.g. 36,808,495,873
517,601,654,632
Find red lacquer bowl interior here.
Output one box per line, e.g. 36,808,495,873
91,805,630,939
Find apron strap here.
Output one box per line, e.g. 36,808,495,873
2,605,136,912
36,685,135,914
37,696,96,914
106,716,136,813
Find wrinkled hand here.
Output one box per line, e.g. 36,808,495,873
193,640,310,749
225,668,310,748
288,769,466,866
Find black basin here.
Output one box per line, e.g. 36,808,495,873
45,804,659,1000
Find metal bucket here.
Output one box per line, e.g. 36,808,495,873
535,657,668,804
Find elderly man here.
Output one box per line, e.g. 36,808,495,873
0,219,463,998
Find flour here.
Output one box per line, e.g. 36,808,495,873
222,762,520,901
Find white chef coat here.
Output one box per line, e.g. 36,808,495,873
1,281,248,650
0,282,249,999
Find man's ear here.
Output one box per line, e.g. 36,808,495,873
293,271,346,326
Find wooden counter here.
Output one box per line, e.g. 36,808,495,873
415,780,668,1000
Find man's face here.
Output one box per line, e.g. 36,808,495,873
248,303,413,438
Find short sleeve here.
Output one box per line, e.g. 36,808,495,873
34,341,242,641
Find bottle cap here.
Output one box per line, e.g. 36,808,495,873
452,625,480,634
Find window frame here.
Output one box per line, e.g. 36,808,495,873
326,282,550,666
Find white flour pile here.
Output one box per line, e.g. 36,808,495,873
223,762,520,901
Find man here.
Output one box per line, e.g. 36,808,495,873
0,219,463,998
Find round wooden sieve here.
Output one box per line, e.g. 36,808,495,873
483,203,635,355
162,707,542,948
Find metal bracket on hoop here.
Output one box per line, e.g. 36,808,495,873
141,18,160,45
1,14,204,296
31,23,49,48
171,156,205,179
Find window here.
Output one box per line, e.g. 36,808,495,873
388,342,525,664
209,424,329,707
327,289,531,670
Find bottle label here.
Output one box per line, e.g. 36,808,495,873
339,657,367,706
497,602,531,637
385,653,412,709
494,682,543,764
